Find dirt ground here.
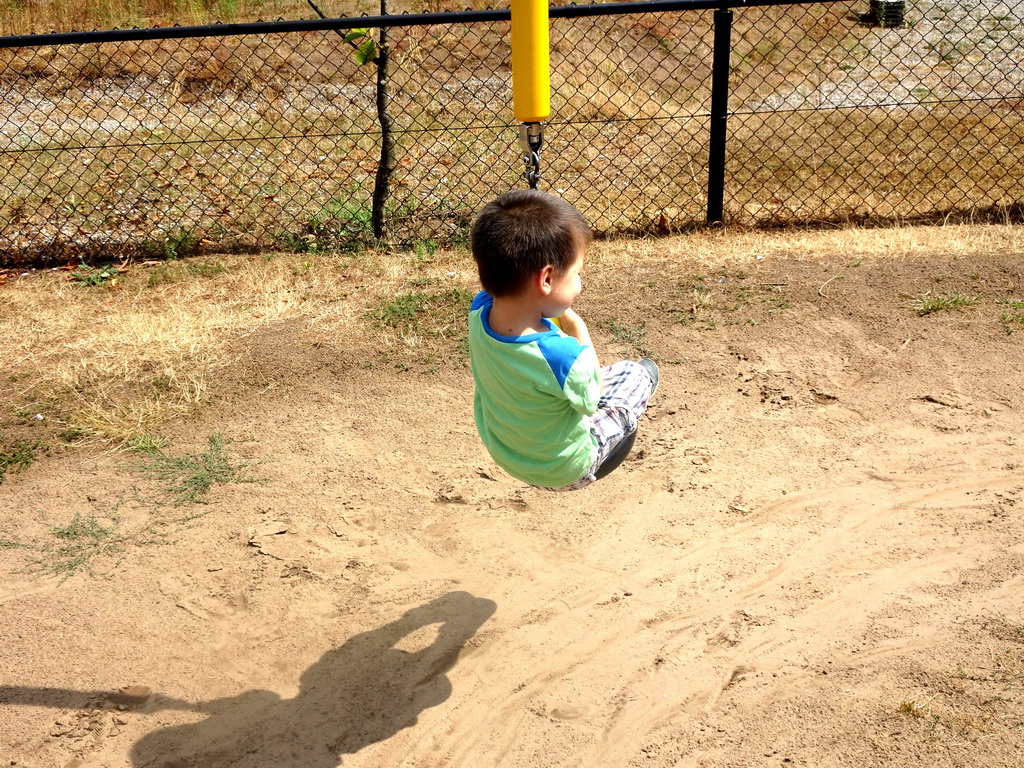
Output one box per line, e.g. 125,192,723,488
2,229,1024,767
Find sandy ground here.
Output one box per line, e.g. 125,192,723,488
2,238,1023,767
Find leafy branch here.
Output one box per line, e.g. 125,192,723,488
306,0,379,64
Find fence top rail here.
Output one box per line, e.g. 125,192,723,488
0,0,831,49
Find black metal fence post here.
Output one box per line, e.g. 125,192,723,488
372,0,396,240
706,4,732,225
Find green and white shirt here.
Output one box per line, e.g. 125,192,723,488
468,291,601,487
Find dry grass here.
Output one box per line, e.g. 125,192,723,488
0,243,481,444
0,0,409,37
0,0,509,36
3,254,354,443
889,613,1024,747
4,222,1024,447
587,219,1024,270
898,695,935,719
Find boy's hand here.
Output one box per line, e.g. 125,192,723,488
558,308,593,349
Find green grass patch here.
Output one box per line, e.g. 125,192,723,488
126,433,169,454
999,309,1024,335
146,258,228,287
276,194,374,254
0,440,46,483
131,432,260,505
606,319,653,358
367,287,474,337
911,292,979,316
414,239,440,263
371,291,433,327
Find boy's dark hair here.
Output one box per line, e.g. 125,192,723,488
471,190,593,297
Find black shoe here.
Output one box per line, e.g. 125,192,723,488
638,358,659,396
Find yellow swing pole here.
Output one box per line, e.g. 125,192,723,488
510,0,550,189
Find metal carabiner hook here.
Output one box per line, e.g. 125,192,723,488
520,123,544,190
525,151,541,189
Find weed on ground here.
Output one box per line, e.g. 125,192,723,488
24,510,134,582
125,433,170,454
605,319,653,358
0,433,264,581
70,264,121,287
0,503,160,582
131,432,262,505
6,503,209,582
911,292,980,315
0,440,46,484
997,299,1024,334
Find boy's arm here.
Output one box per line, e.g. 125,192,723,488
557,308,591,345
557,308,600,369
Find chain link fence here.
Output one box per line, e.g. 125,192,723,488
2,0,1023,265
728,0,1024,224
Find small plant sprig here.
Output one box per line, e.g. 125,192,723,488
343,28,378,65
305,0,379,64
141,228,201,261
71,264,120,287
897,694,941,730
911,292,979,316
898,695,933,718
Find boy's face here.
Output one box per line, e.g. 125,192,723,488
542,249,584,317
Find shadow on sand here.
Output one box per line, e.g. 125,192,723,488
1,591,496,767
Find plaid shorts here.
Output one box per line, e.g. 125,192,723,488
544,360,654,491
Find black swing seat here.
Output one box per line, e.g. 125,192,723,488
594,430,638,480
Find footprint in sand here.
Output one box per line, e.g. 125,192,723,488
158,576,248,622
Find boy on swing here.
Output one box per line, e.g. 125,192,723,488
468,189,659,491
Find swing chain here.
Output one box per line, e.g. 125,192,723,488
520,123,544,190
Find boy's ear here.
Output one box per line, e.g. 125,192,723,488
537,264,555,295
